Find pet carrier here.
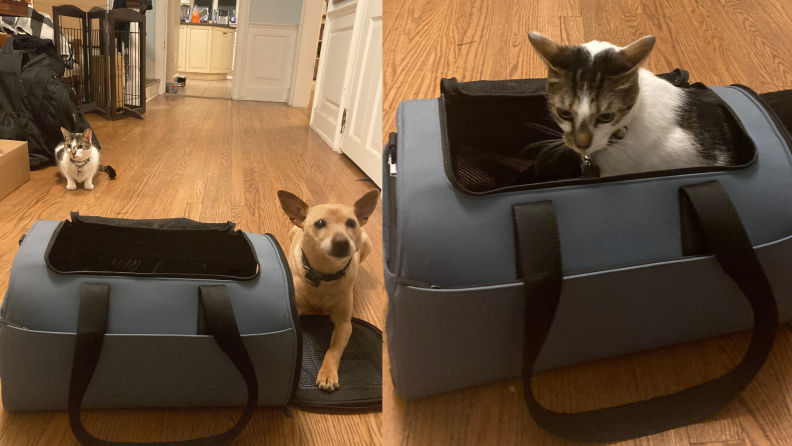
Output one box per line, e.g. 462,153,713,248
384,73,792,441
0,213,381,445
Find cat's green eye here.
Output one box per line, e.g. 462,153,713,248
556,108,573,120
597,112,615,123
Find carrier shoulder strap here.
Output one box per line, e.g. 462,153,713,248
68,284,259,446
513,180,778,442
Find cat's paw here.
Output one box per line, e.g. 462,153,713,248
66,184,77,190
316,368,340,392
84,183,94,191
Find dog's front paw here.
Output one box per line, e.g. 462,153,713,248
316,368,340,392
66,184,77,190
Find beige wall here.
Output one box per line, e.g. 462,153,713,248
34,0,106,19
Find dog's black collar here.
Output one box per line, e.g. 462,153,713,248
301,250,352,287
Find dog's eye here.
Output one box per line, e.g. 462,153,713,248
346,219,356,228
597,112,615,123
314,219,326,229
556,108,573,120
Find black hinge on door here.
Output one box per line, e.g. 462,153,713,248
340,109,347,134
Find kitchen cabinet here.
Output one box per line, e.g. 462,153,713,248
178,24,236,76
222,30,234,72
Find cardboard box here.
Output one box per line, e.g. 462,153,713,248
0,140,30,201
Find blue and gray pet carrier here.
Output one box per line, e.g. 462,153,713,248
384,72,792,441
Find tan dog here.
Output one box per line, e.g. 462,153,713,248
277,190,379,391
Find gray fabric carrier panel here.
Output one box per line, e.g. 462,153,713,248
0,220,299,411
385,86,792,400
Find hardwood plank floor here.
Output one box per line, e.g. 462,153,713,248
0,95,384,446
383,0,792,445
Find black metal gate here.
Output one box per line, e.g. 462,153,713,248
53,5,146,121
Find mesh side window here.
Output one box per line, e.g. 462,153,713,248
457,78,547,96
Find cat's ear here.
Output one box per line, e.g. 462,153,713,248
528,32,569,72
618,35,655,73
277,190,309,228
82,128,93,143
354,190,379,226
60,127,72,140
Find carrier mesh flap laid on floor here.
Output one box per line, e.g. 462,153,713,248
294,315,382,412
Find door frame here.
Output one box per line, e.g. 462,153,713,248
230,0,252,100
154,0,168,95
310,0,367,149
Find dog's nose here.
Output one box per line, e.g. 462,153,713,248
330,237,350,258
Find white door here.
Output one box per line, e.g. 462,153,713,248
310,1,358,148
338,0,382,186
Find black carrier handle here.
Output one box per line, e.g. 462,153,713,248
68,284,259,446
513,180,778,442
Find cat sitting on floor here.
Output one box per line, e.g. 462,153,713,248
527,32,737,177
56,128,116,190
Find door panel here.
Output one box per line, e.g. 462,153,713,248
310,2,358,148
339,0,383,186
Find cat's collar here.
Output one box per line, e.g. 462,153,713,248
69,157,90,167
301,249,352,287
69,157,90,174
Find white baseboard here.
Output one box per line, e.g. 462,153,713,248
146,80,161,102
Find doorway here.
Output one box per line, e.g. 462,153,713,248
172,0,237,99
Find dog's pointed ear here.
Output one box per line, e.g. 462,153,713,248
354,190,379,226
277,190,309,228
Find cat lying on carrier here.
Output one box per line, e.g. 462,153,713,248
56,128,116,190
527,32,738,177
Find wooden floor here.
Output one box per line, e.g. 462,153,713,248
383,0,792,445
0,95,384,445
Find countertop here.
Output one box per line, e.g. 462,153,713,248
179,22,237,30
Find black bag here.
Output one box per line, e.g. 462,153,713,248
0,37,100,169
15,37,101,168
0,37,47,167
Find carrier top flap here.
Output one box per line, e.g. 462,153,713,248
391,85,792,287
4,217,298,336
293,315,382,413
440,69,690,100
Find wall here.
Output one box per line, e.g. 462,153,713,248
249,0,303,25
34,0,105,18
145,6,156,79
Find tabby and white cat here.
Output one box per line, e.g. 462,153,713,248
528,32,736,177
56,127,116,190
